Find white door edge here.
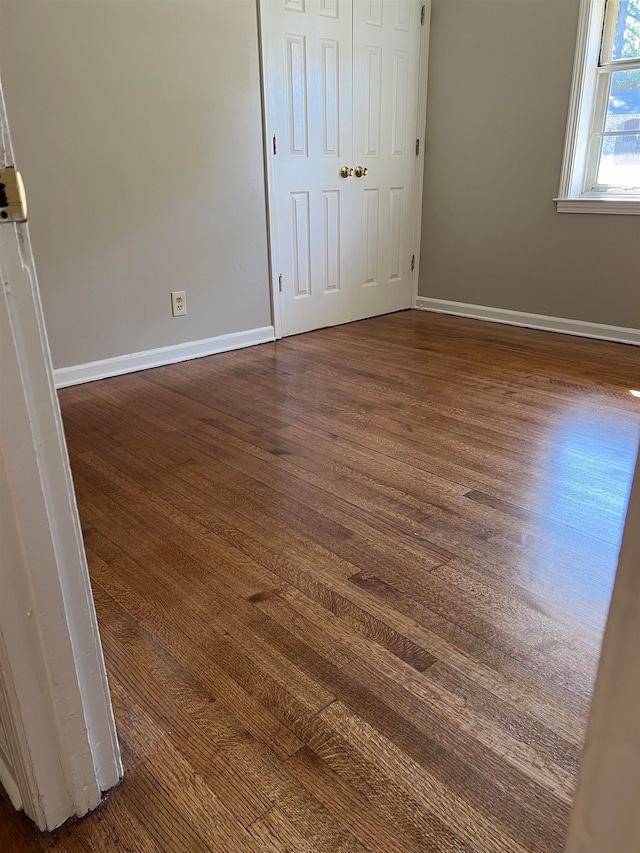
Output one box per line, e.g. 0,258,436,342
0,79,122,832
566,451,640,852
258,0,285,340
411,0,431,306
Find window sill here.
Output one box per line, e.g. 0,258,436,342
555,197,640,215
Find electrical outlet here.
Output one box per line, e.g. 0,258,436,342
171,291,187,317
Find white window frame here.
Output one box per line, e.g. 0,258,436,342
557,0,640,214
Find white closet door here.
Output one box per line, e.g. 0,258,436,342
351,0,422,321
261,0,424,337
264,0,354,337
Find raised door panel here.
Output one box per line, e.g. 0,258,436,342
322,190,342,292
285,35,309,157
363,188,380,286
364,46,383,157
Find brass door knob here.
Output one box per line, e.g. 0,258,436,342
0,168,28,222
339,166,353,178
354,166,368,178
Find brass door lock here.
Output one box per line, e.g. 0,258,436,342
339,165,353,178
354,166,368,178
0,168,28,222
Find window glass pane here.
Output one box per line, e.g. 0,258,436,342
597,133,640,187
611,0,640,61
605,69,640,129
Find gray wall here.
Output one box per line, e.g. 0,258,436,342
3,0,638,368
419,0,640,330
0,0,272,370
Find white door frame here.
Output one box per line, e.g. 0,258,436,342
0,79,122,832
258,0,432,338
410,0,431,308
565,448,640,852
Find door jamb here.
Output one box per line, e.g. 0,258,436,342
0,79,122,831
258,0,284,340
411,1,431,306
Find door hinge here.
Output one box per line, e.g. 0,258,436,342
273,135,277,156
278,273,283,293
421,4,426,25
411,254,416,272
415,138,420,156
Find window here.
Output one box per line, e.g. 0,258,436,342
557,0,640,213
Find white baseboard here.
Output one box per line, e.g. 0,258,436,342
54,325,276,388
414,297,640,346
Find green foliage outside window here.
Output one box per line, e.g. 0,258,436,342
613,0,640,89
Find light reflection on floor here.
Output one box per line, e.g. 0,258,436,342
532,399,639,627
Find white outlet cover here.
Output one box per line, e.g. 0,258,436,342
171,291,187,316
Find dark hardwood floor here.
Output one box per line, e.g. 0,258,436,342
2,311,639,852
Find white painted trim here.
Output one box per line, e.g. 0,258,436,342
414,297,640,346
54,326,276,388
257,0,283,340
411,1,431,306
566,453,640,852
557,0,640,211
1,78,122,831
555,197,640,215
558,0,603,200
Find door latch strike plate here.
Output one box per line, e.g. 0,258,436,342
0,168,27,223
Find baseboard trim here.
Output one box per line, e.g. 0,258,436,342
414,298,640,346
54,326,276,388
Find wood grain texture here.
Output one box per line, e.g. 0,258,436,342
1,311,638,852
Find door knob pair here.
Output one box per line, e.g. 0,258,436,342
340,165,368,179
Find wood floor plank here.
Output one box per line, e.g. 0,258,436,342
75,436,591,745
71,406,616,630
5,311,638,852
290,705,524,853
247,590,571,851
223,742,373,853
350,561,601,698
286,745,476,853
87,544,306,762
68,361,626,626
86,526,333,740
71,425,594,747
92,584,275,827
247,807,323,853
84,472,576,840
108,679,267,853
148,333,636,544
